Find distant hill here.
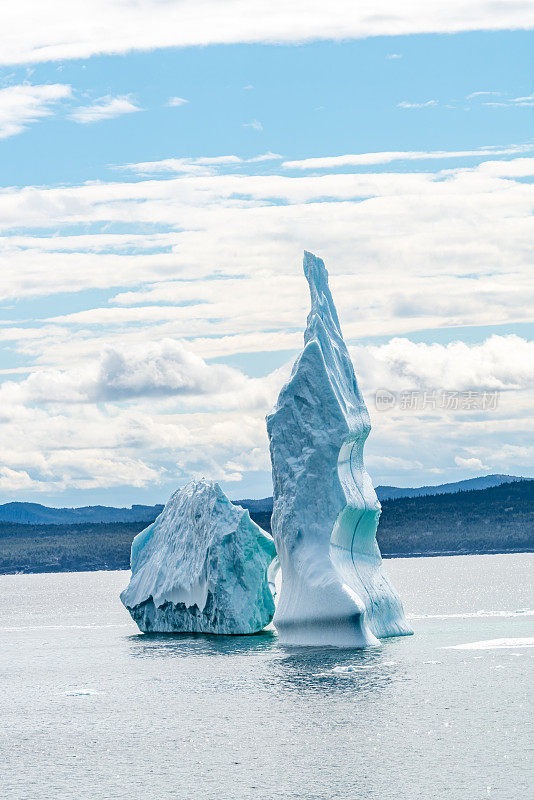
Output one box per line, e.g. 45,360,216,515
0,502,164,525
0,480,531,574
375,474,524,501
0,474,527,526
376,479,534,556
236,498,273,513
0,497,272,525
240,475,526,510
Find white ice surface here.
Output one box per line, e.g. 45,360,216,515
445,638,534,650
266,251,412,647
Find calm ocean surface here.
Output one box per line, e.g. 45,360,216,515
2,554,533,800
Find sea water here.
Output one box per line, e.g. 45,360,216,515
1,554,532,800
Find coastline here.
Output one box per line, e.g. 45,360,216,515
1,547,532,576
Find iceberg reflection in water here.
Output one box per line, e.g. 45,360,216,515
125,628,406,698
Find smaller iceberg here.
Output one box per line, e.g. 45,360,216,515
120,479,276,634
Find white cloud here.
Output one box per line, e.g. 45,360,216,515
466,90,501,100
351,335,534,393
0,467,34,491
0,82,71,138
454,456,490,470
15,339,249,403
243,119,263,131
118,156,239,176
367,455,422,472
510,93,534,106
0,154,532,332
0,333,532,498
474,157,534,177
397,99,438,109
484,92,534,108
386,53,402,59
69,94,141,124
282,145,532,170
0,338,284,415
1,150,533,496
118,152,281,175
248,152,281,162
167,96,188,107
2,1,534,65
0,359,278,497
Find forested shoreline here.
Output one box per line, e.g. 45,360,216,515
0,481,532,574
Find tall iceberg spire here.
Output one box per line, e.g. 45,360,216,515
266,251,412,647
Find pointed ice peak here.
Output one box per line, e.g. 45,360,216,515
303,251,342,344
174,477,223,503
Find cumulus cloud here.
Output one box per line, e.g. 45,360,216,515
0,332,532,498
243,119,263,131
1,148,533,497
2,1,533,65
3,340,250,404
0,467,34,491
0,83,71,138
0,336,283,496
350,335,534,393
69,94,141,124
475,157,534,177
96,341,244,400
454,456,490,470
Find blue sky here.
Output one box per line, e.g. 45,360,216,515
1,31,533,187
0,7,533,506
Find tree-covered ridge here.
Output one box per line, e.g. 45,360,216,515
0,481,531,574
376,479,534,556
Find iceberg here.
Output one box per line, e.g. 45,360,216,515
266,251,412,647
120,479,276,634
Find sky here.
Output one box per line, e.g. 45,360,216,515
0,1,533,506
